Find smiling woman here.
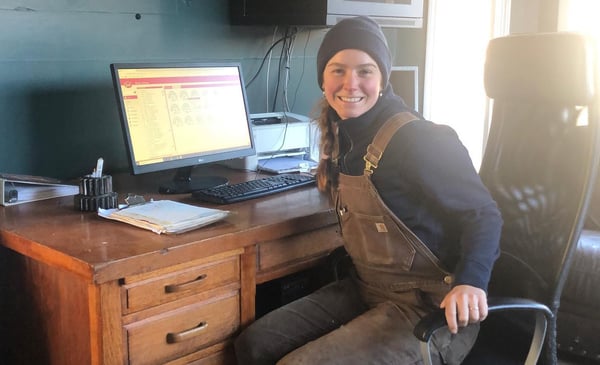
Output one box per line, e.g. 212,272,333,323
322,49,383,119
234,15,503,365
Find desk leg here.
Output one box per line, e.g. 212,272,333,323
240,245,257,329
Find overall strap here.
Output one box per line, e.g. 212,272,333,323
364,111,420,175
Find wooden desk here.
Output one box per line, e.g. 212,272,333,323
0,168,341,365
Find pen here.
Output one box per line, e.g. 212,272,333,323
94,158,104,178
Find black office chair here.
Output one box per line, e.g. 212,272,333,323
414,32,600,365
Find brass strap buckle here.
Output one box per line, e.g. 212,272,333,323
363,144,383,175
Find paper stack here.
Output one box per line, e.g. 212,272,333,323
98,200,229,234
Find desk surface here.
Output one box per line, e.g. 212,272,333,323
0,167,336,284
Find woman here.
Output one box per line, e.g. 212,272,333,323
235,16,502,365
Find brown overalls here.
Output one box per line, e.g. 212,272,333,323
277,112,479,365
335,111,452,306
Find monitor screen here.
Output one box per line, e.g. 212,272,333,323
110,62,255,193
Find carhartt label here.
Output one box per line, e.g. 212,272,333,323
375,223,388,232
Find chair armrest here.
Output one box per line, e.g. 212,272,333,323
413,297,553,365
413,297,552,342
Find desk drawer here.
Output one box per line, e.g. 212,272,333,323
124,256,240,313
258,225,341,272
163,342,235,365
125,290,240,365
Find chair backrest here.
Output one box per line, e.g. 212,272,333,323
479,32,600,362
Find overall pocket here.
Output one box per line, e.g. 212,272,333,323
339,210,416,271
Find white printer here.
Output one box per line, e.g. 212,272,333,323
225,112,319,173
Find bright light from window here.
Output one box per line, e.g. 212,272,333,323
424,0,510,170
561,0,600,39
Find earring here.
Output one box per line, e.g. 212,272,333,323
379,92,383,97
322,91,325,96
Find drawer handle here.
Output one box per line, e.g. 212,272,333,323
164,274,207,293
166,321,208,344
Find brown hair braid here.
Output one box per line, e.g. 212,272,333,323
313,98,339,193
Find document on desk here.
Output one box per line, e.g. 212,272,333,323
98,200,230,234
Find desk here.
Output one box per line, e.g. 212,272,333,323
0,168,341,365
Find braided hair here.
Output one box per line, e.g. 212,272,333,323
315,98,339,193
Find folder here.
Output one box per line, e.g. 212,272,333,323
1,173,79,206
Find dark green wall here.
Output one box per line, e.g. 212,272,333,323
0,0,426,180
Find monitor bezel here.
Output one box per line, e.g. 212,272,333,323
110,61,256,176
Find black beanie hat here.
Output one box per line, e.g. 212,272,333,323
317,16,392,89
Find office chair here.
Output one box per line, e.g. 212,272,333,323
414,32,600,365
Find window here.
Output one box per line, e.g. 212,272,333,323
423,0,511,169
559,0,600,39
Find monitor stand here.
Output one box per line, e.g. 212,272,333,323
158,166,228,194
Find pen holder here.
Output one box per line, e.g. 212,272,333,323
74,174,118,211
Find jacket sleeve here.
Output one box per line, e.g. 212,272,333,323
384,122,503,291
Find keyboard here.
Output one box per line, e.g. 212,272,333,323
191,173,316,204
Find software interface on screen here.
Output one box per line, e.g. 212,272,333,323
112,63,256,193
114,64,253,173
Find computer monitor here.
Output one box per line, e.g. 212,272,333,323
110,62,256,194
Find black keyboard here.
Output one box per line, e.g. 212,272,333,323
191,173,316,204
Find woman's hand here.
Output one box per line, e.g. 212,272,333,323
439,284,488,334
